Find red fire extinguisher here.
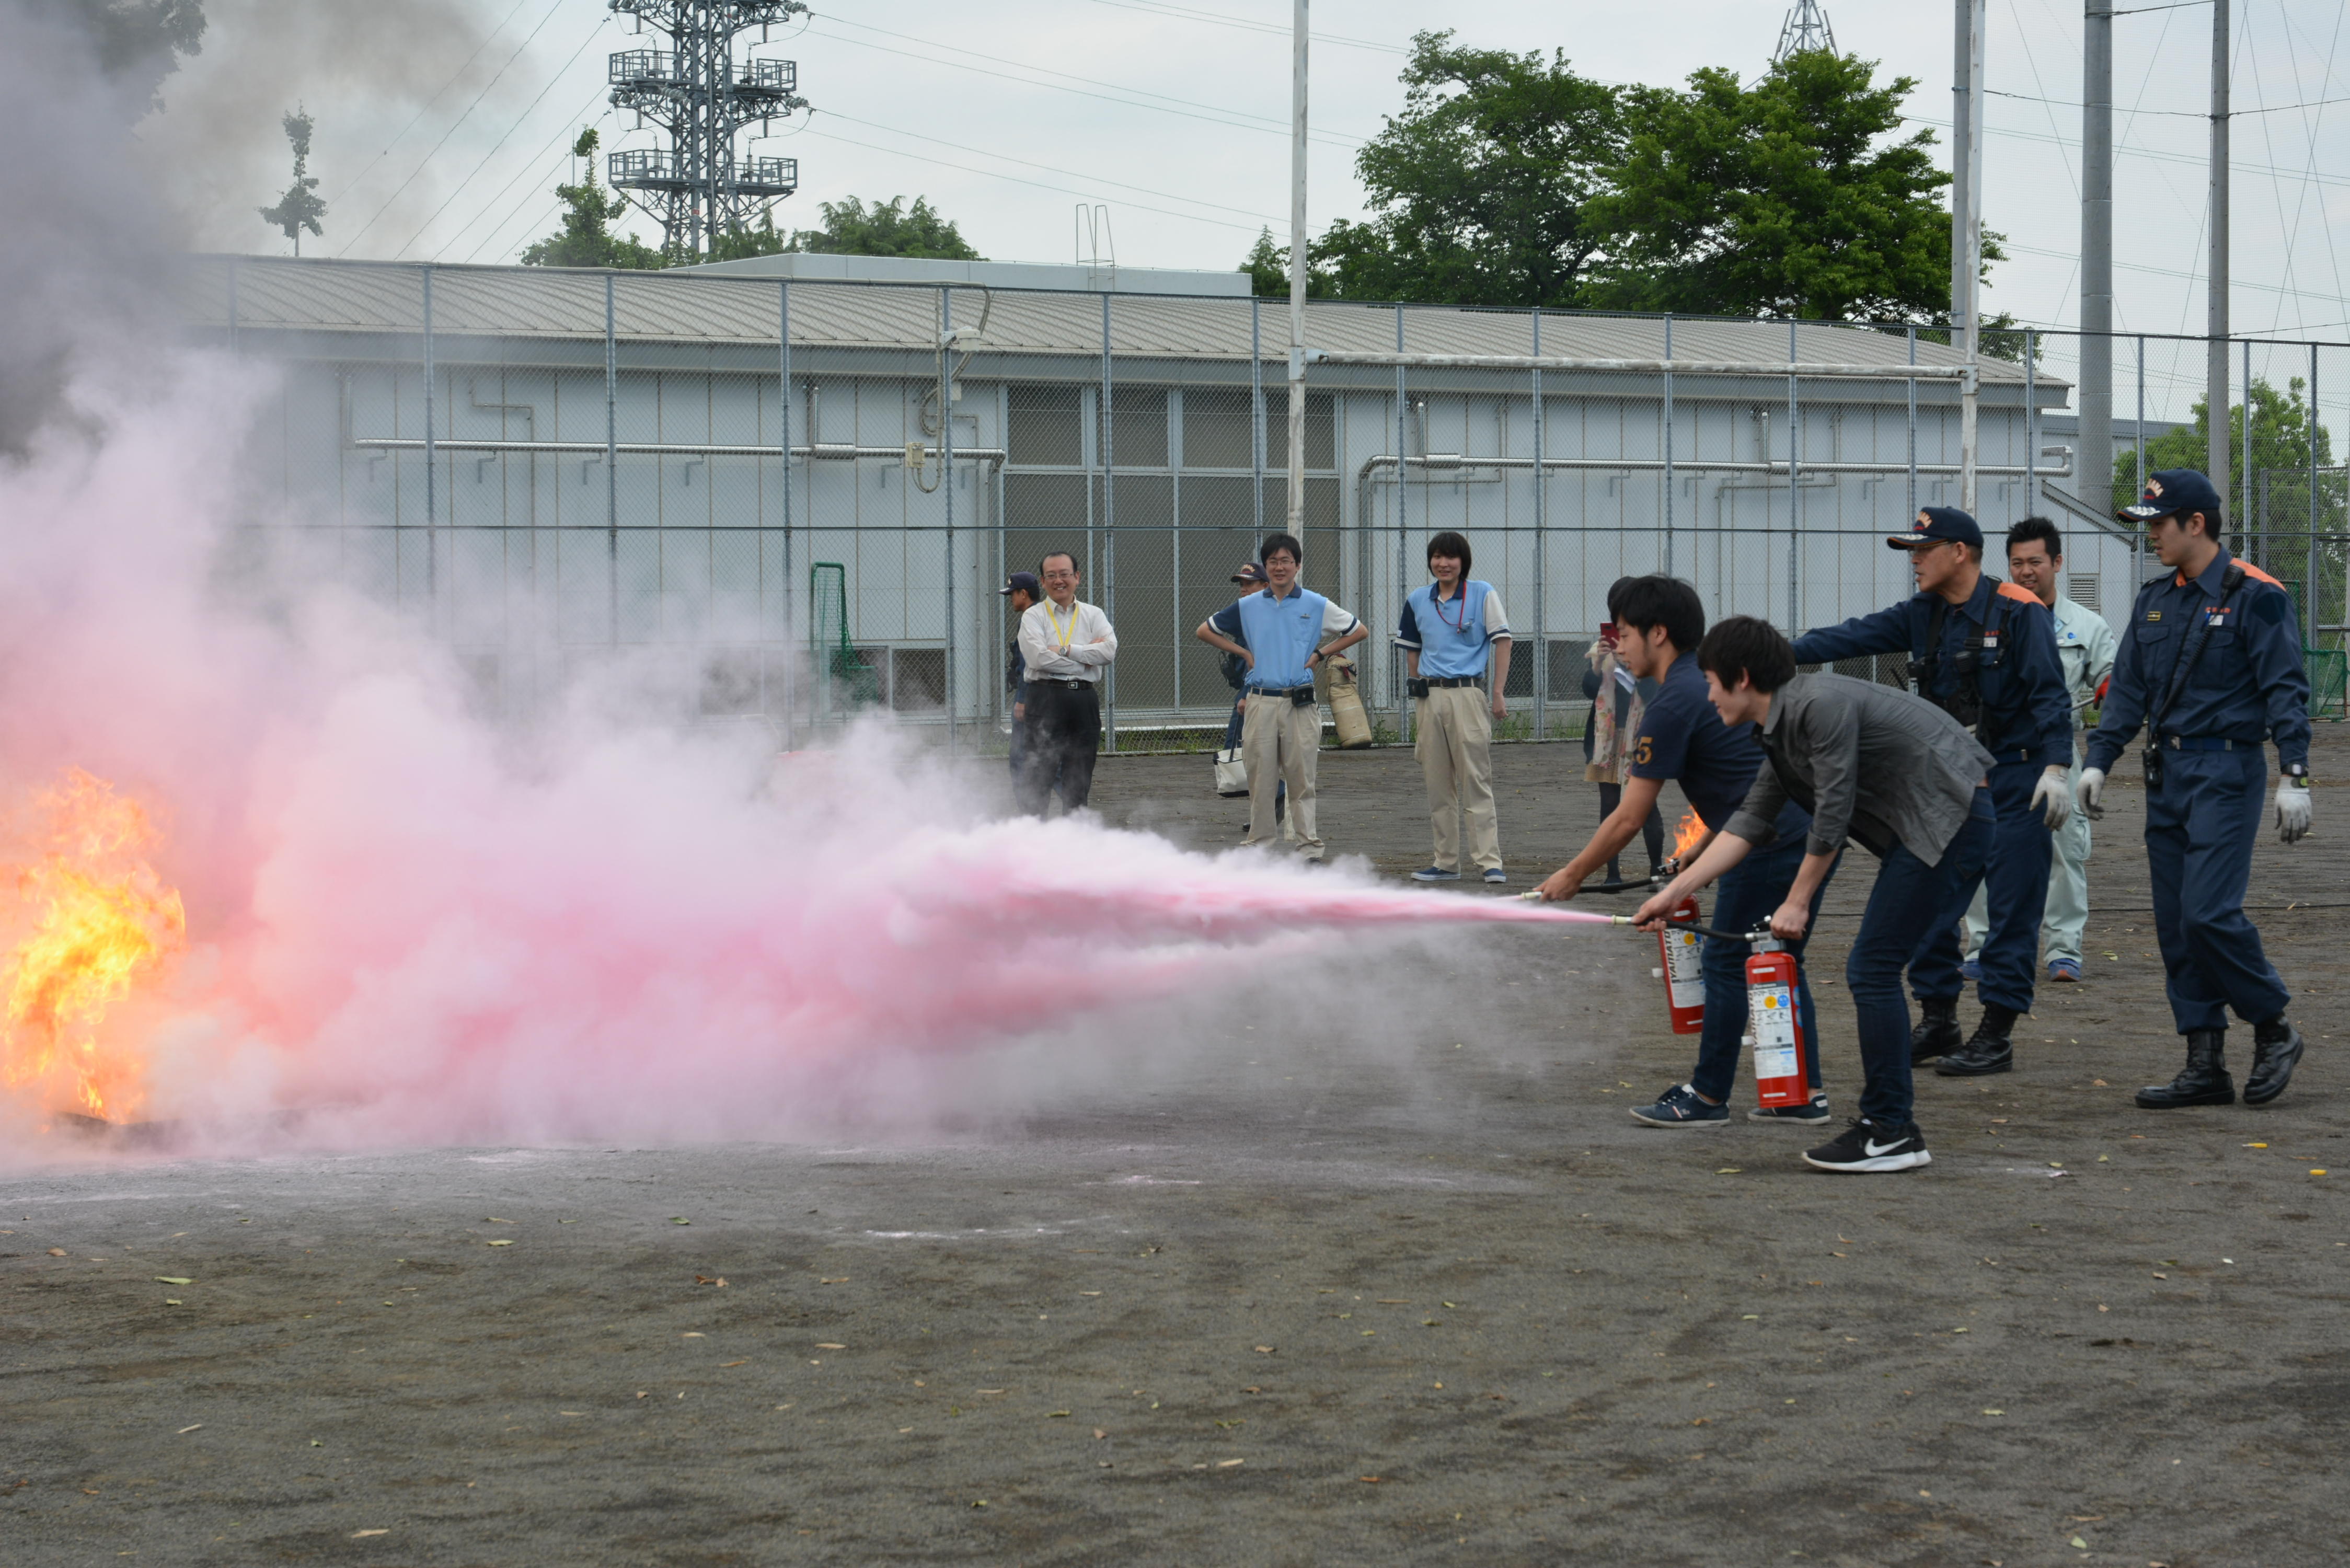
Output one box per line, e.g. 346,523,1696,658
1745,936,1812,1110
1654,895,1705,1035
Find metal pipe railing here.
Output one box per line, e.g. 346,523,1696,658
1308,351,1977,380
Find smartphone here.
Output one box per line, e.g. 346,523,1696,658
1599,621,1618,644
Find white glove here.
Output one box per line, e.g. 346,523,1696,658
2076,767,2106,822
2276,778,2312,845
2032,765,2073,831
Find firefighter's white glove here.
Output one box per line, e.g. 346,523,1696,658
2032,765,2073,831
2275,778,2313,845
2076,767,2106,822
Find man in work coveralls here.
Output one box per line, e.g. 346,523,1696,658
2078,469,2312,1109
1790,507,2073,1078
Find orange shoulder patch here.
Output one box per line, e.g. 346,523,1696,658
1995,581,2043,606
2238,560,2285,588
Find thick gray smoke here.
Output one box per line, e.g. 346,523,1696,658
139,0,527,259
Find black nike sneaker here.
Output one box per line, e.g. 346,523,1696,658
1802,1117,1932,1173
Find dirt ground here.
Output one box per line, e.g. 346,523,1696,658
6,729,2348,1567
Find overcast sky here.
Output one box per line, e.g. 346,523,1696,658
148,0,2350,403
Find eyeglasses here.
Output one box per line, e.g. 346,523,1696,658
1042,569,1078,581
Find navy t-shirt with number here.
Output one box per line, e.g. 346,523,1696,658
1628,652,1771,832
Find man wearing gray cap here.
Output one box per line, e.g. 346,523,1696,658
1791,508,2072,1077
2081,469,2311,1109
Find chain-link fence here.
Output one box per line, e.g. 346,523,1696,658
191,255,2350,751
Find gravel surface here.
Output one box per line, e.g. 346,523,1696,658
6,730,2346,1566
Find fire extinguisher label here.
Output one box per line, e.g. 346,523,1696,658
1750,983,1798,1080
1664,930,1704,1008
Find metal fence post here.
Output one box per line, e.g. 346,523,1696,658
423,264,436,617
942,284,957,755
2134,335,2146,583
605,271,619,648
1906,325,1918,517
1395,303,1410,743
1787,318,1801,628
1101,291,1116,753
1530,305,1546,737
2310,341,2322,645
1251,294,1265,533
2024,327,2038,520
1661,313,1674,579
779,279,793,751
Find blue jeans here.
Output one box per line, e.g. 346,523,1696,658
1689,811,1837,1104
2145,747,2289,1033
1846,789,1995,1128
1909,757,2053,1012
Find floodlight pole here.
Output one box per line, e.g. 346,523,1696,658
2208,0,2231,503
2079,0,2114,514
1286,0,1307,535
1954,0,1984,513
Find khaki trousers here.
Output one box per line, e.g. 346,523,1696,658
1414,684,1501,871
1963,756,2092,967
1241,692,1323,856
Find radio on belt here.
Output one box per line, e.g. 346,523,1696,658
1742,931,1812,1111
1653,895,1705,1035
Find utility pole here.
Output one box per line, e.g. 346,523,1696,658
2079,1,2114,512
607,1,808,260
1953,0,1984,512
1286,0,1308,535
2207,0,2231,503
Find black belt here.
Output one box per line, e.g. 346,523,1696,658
1985,746,2045,765
1030,677,1094,690
2158,734,2252,752
1251,685,1316,699
1421,675,1482,688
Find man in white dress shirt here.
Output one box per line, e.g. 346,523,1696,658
1016,551,1119,815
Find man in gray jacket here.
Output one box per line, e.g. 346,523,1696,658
1635,616,1995,1173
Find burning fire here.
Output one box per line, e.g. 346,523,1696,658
1670,810,1709,863
0,770,185,1122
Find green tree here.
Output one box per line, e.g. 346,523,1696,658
67,0,205,109
1592,49,1966,320
785,195,982,260
2111,377,2339,522
1243,31,1622,306
257,106,325,257
1238,227,1332,297
519,130,666,270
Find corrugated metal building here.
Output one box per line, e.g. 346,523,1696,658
183,252,2126,741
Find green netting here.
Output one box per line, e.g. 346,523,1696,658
809,562,881,712
2307,647,2347,721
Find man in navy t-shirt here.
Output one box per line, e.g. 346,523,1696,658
1537,575,1841,1127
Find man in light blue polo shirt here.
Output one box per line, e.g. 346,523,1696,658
1195,532,1366,861
1395,529,1513,884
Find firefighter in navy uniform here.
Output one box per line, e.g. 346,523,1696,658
2078,469,2312,1108
1790,508,2073,1076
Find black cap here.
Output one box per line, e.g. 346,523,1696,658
1888,506,1983,551
1000,571,1042,597
1231,562,1269,584
2119,468,2224,524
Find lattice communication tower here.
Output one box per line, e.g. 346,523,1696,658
1773,0,1837,60
606,0,809,259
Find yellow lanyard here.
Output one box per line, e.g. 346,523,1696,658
1046,601,1080,644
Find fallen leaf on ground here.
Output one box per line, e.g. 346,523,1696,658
815,1343,845,1350
46,1249,65,1256
820,1277,848,1284
2070,1537,2089,1550
671,1218,691,1225
177,1424,202,1434
682,1332,705,1339
1218,1459,1245,1468
1358,1475,1383,1484
1716,1168,1742,1175
486,1240,514,1248
1982,1408,2005,1415
153,1276,192,1285
1254,1345,1275,1354
719,1360,748,1368
1093,1428,1108,1439
694,1275,727,1287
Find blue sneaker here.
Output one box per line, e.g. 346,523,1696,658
1631,1083,1729,1127
1482,866,1507,885
2048,958,2082,983
1749,1092,1832,1124
1960,956,1984,983
1411,866,1461,882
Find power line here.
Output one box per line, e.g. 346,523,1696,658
1080,0,1404,54
450,91,618,264
1988,85,2350,115
804,14,1368,148
322,0,536,207
338,0,574,256
399,15,615,260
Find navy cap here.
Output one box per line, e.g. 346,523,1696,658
2119,468,2224,524
999,571,1042,597
1231,562,1269,584
1887,506,1983,551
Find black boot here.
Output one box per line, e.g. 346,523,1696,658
1909,996,1962,1065
2135,1030,2236,1109
1936,1003,2020,1077
2245,1019,2306,1106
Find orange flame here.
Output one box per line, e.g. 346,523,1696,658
1670,810,1708,862
0,770,185,1122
